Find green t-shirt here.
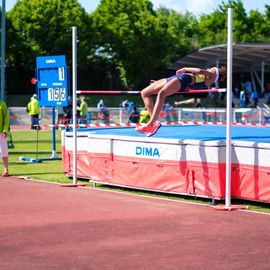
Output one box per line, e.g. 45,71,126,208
0,100,9,133
27,99,40,115
78,101,88,117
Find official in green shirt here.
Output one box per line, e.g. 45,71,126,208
27,95,40,130
77,96,89,124
0,100,9,176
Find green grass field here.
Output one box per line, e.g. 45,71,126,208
8,129,270,213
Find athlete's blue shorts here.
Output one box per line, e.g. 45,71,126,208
165,73,192,91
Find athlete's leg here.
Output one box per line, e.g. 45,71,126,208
0,134,9,176
147,78,181,126
140,79,167,117
2,157,8,175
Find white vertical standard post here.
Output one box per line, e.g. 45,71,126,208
119,108,123,123
72,26,78,185
225,8,233,208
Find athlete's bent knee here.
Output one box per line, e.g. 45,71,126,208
141,89,149,99
157,89,168,99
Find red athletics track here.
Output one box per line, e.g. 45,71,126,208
0,177,269,270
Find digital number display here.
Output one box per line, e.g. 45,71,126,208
48,88,66,101
37,55,69,106
58,67,65,81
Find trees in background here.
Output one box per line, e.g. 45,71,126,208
6,0,92,93
3,0,270,96
155,8,199,74
198,0,270,45
91,0,173,89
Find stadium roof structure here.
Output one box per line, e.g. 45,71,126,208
168,43,270,73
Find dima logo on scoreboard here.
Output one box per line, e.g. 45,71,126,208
46,59,56,63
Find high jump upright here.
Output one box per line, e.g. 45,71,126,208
215,8,247,210
61,26,85,187
225,7,233,209
72,26,78,185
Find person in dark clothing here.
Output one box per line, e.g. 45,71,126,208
129,105,140,123
63,97,73,123
251,90,259,108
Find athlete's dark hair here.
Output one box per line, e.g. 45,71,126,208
218,64,227,82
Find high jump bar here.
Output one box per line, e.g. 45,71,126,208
76,88,226,95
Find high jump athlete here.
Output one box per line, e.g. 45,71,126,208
135,65,227,137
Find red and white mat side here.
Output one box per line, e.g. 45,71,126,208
62,132,270,202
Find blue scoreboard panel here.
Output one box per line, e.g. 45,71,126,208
36,55,69,107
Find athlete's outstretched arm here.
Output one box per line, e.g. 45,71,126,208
176,67,201,74
176,67,216,81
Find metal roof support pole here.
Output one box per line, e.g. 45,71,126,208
250,70,256,93
253,70,263,91
261,61,265,94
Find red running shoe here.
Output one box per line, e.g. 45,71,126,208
147,120,162,137
153,120,161,128
135,124,153,134
135,120,162,136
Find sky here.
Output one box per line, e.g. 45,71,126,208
5,0,270,16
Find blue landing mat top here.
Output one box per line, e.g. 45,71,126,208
79,125,270,143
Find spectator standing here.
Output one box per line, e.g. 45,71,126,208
162,102,173,122
139,107,150,124
77,96,88,124
237,90,248,123
128,101,135,114
244,81,252,94
129,105,140,123
27,94,40,130
251,90,259,108
0,99,9,176
98,107,110,124
121,99,129,108
239,90,247,108
97,99,105,110
195,98,202,108
194,98,207,121
265,82,270,105
63,97,73,124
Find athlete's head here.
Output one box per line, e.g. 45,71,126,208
218,64,227,82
